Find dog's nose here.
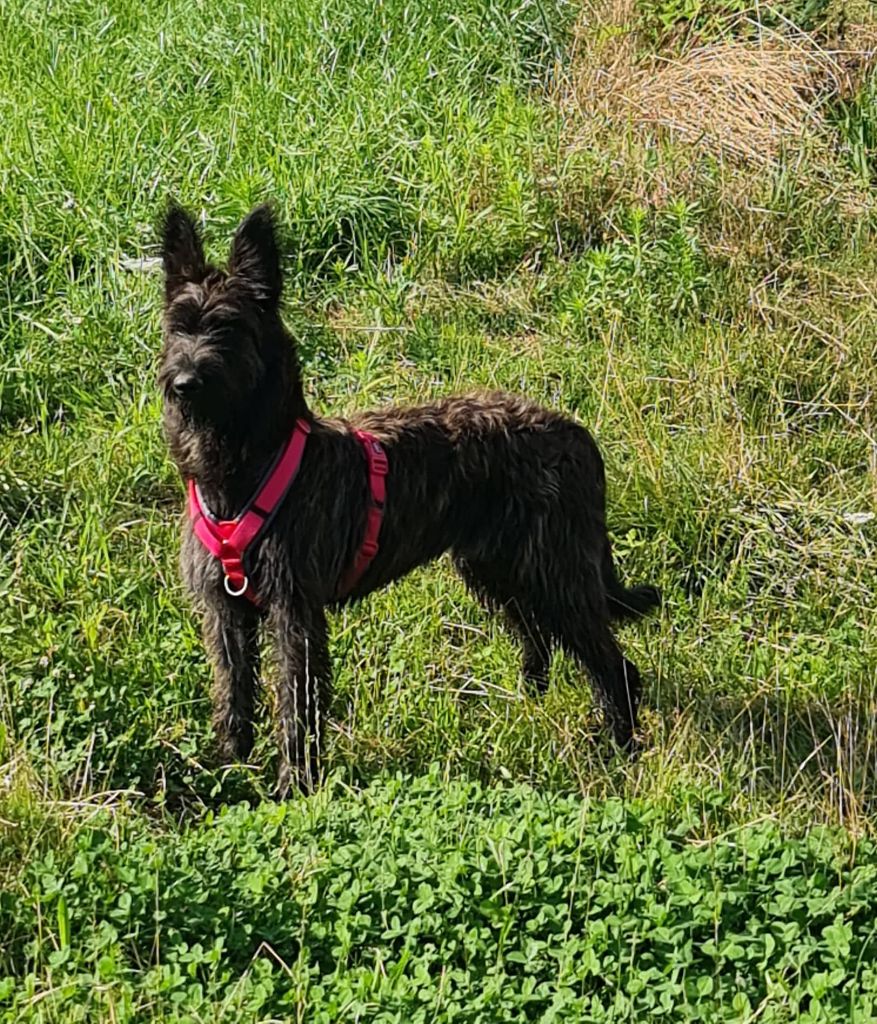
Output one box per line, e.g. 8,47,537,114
172,372,202,397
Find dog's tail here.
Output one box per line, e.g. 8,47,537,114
607,581,661,622
602,541,661,623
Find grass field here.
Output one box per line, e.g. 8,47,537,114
2,0,877,1018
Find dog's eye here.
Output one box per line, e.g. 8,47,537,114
203,326,241,352
169,301,202,336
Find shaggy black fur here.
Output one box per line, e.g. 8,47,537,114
158,203,661,793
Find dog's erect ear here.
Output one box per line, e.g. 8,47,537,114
228,205,282,307
161,202,206,300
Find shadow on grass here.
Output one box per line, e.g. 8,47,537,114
680,684,877,825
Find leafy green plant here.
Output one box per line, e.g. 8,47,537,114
4,778,877,1021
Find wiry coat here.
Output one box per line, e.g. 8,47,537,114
158,204,660,793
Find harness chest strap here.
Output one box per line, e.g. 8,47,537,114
187,420,388,605
337,430,389,597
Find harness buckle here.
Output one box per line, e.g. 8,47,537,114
370,443,388,476
224,574,250,598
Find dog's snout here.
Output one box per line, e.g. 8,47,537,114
172,372,202,397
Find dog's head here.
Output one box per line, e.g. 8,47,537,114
158,203,286,426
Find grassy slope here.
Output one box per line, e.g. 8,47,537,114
1,0,877,1018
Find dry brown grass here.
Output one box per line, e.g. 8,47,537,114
563,0,877,166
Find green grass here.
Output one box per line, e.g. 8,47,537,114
5,774,877,1022
2,0,877,1018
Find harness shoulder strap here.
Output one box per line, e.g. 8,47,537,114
228,419,311,552
188,480,224,559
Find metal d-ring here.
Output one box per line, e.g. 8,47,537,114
224,574,249,597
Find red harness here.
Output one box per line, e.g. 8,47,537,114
188,419,388,604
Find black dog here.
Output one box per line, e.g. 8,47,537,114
158,203,660,793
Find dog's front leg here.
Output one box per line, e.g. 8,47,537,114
202,602,261,763
270,601,331,796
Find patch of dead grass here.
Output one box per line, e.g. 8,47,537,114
563,1,877,167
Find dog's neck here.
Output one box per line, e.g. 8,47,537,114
170,365,310,520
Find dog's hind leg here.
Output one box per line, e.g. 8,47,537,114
203,604,261,762
556,615,642,750
500,553,642,749
454,557,552,694
271,601,331,796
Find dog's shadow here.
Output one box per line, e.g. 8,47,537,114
141,651,877,824
659,683,877,823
